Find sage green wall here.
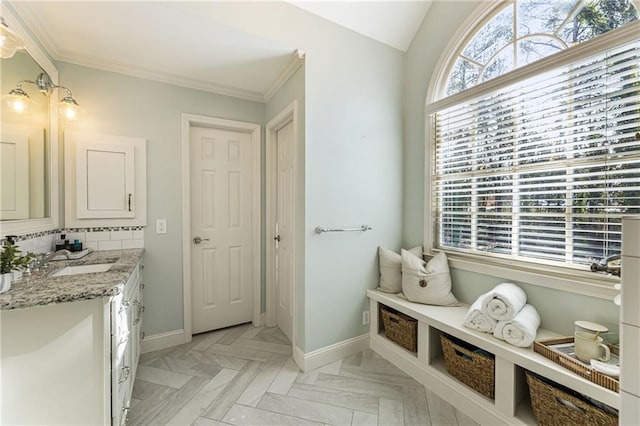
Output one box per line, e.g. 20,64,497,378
265,65,306,348
402,1,619,335
302,33,403,353
450,269,619,335
58,62,264,336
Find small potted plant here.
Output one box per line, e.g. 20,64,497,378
14,250,36,281
1,239,35,294
1,240,19,293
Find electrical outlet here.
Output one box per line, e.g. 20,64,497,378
156,219,167,234
362,310,370,325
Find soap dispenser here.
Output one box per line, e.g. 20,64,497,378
55,234,66,251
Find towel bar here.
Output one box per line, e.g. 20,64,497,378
314,224,372,234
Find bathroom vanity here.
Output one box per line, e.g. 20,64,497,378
0,249,144,425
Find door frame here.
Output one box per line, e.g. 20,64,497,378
181,113,262,342
265,101,298,347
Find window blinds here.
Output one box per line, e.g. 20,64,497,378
432,39,640,267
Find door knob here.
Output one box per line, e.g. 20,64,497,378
274,235,281,242
193,236,210,244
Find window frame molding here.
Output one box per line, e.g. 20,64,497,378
440,250,619,300
423,8,640,300
424,1,499,106
426,20,640,114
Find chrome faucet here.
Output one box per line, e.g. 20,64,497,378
33,249,72,270
45,249,72,261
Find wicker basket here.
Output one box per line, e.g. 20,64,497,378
380,305,417,352
440,334,495,399
526,372,618,426
533,337,619,393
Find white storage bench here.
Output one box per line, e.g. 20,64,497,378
367,290,619,425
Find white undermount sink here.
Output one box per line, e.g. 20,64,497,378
52,263,116,277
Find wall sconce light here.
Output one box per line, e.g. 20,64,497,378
0,17,25,59
3,72,81,120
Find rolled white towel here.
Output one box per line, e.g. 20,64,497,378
482,282,527,321
463,293,497,333
493,304,541,348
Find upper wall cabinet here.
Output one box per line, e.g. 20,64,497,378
65,131,146,228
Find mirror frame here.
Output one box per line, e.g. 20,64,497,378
1,6,59,237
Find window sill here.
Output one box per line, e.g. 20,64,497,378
437,251,619,301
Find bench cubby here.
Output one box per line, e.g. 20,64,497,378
367,290,619,425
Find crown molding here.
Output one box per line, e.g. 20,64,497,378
54,50,265,103
263,49,306,103
8,2,60,59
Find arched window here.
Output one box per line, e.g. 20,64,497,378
426,1,640,282
444,0,639,96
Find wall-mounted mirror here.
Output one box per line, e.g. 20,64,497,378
1,51,49,220
0,6,59,237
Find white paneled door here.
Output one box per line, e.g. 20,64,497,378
275,120,294,343
190,125,255,334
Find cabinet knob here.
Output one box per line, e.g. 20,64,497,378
119,332,130,345
121,407,130,426
118,366,131,383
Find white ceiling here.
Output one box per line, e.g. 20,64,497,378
288,1,431,51
10,1,431,102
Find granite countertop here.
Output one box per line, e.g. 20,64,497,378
0,249,144,311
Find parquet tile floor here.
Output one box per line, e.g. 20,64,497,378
129,323,479,426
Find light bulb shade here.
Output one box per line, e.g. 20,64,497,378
0,20,25,59
2,88,33,113
59,96,81,121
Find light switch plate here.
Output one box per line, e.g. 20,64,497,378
156,219,167,234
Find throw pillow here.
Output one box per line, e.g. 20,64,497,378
378,246,422,293
401,250,459,306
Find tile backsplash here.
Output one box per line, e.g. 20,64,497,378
4,227,144,254
13,233,57,255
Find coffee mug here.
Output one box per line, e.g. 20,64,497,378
574,331,611,362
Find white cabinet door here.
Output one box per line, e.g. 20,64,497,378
77,141,135,219
0,124,45,220
0,129,30,220
65,132,146,227
131,270,143,379
111,262,142,426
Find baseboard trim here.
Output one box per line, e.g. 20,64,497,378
141,329,188,354
293,333,369,372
